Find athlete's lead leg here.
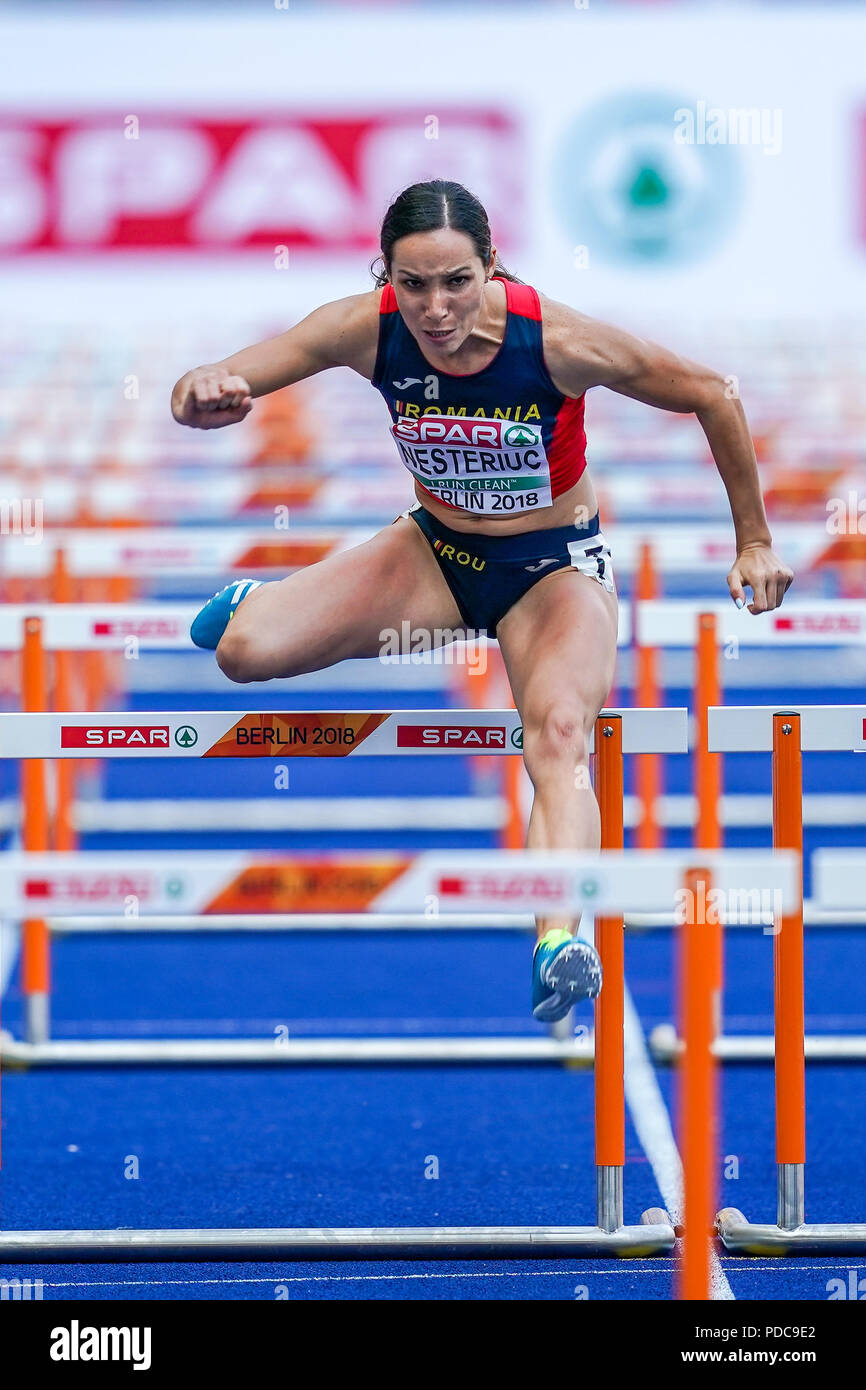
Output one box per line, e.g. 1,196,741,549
496,565,618,1018
208,518,463,682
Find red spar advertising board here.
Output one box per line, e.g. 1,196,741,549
0,111,522,252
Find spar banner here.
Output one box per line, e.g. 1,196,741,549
0,708,688,757
0,710,525,758
0,111,521,253
0,850,798,916
0,523,859,580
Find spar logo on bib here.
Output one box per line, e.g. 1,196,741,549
391,414,552,513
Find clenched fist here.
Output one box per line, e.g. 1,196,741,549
171,368,253,429
727,543,794,614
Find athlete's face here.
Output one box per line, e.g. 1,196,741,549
388,229,494,356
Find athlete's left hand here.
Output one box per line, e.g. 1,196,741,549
727,544,794,614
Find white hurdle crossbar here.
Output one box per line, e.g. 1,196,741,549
0,521,843,579
714,848,866,1256
0,706,684,758
650,703,866,1064
0,847,796,1264
1,706,686,1057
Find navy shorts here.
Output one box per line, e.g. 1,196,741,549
405,503,615,634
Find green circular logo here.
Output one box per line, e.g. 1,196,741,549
580,877,600,899
554,92,741,267
175,726,198,748
165,877,185,899
510,726,524,749
504,425,536,447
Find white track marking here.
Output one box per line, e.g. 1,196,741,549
24,1261,852,1291
623,983,735,1301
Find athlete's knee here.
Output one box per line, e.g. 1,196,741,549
521,702,591,781
215,625,272,684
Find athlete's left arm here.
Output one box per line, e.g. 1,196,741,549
541,299,793,614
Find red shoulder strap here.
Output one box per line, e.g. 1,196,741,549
379,284,398,314
499,278,542,321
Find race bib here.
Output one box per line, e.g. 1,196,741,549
390,414,552,514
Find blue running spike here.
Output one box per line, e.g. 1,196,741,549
190,579,262,651
531,929,603,1023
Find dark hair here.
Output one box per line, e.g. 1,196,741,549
371,180,521,287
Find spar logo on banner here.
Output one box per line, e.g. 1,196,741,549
773,613,865,637
396,724,508,749
23,873,188,905
25,874,157,904
436,873,574,906
91,619,186,641
0,111,521,252
61,725,171,748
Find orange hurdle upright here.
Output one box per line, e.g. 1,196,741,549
694,612,723,1037
21,617,51,1044
634,543,661,848
594,713,625,1231
51,549,78,852
677,864,717,1300
772,712,806,1229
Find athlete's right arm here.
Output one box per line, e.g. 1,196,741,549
170,291,380,430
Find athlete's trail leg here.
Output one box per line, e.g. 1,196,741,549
496,568,618,939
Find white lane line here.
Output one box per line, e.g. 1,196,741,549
13,1267,677,1289
623,983,736,1301
22,1260,856,1290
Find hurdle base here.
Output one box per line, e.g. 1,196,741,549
0,1210,675,1263
0,1032,595,1068
717,1208,866,1255
649,1025,866,1063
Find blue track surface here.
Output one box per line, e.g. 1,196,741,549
2,656,865,1300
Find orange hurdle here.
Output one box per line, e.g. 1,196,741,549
634,543,661,848
594,713,625,1231
772,712,806,1228
21,617,51,1043
678,864,717,1300
50,549,78,852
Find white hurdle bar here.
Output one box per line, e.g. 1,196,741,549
0,847,796,1265
1,706,686,1054
0,521,846,579
0,603,631,651
715,848,866,1256
649,702,866,1064
5,598,866,654
0,706,685,759
650,700,866,1056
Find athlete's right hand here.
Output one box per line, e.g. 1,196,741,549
171,368,254,429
